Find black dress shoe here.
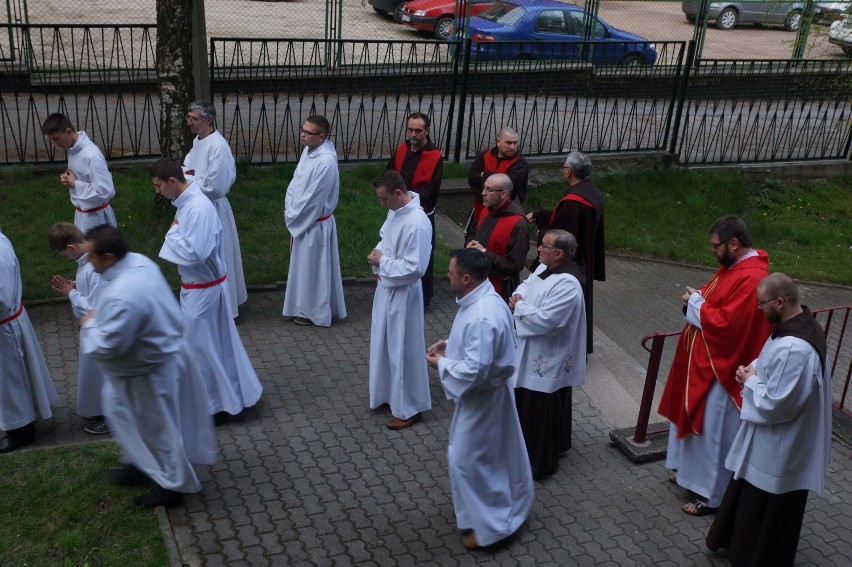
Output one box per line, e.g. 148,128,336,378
106,465,152,487
0,423,36,453
213,411,231,426
133,486,184,508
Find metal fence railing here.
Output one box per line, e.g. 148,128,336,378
2,23,851,166
631,304,852,446
0,24,159,165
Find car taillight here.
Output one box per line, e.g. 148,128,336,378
471,33,495,42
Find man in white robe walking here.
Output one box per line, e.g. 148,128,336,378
48,221,107,435
283,114,347,327
707,273,832,566
41,113,117,232
368,171,432,430
152,158,263,423
0,229,57,453
510,229,586,480
427,248,534,550
80,225,216,507
184,100,247,318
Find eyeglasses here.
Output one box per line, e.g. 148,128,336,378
300,128,322,136
407,128,425,134
757,297,781,307
482,187,505,193
539,243,560,250
711,238,732,250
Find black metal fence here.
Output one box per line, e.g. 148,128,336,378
1,24,851,166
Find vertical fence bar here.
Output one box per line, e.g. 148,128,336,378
793,0,816,60
452,35,471,164
668,40,695,156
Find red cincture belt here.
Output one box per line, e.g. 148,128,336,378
180,274,227,289
0,303,24,325
316,213,333,222
76,201,111,213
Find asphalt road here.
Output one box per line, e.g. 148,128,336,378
21,0,850,60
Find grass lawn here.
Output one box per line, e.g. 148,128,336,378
0,443,167,566
1,164,850,301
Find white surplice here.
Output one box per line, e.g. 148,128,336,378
80,252,216,493
725,335,832,494
69,253,105,417
282,140,347,327
159,183,263,415
184,130,247,315
67,131,117,232
368,194,432,419
437,280,534,547
0,232,57,431
512,265,586,392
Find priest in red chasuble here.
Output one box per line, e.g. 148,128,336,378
658,215,772,517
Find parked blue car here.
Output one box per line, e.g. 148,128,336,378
453,0,657,65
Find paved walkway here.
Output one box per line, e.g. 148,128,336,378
19,223,852,566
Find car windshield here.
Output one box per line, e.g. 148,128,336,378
478,1,526,25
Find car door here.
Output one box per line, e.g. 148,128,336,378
530,8,582,60
567,10,617,64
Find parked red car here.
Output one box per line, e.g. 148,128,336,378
401,0,497,40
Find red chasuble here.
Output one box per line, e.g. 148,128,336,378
658,251,772,439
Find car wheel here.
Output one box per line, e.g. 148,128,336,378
784,10,802,32
685,14,696,24
434,16,453,40
620,53,646,66
373,7,387,15
715,7,738,30
392,2,406,23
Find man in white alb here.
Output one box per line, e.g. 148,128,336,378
283,114,347,327
152,158,263,423
41,113,117,232
427,248,533,550
0,229,57,453
80,225,216,508
48,221,107,435
368,170,432,430
184,100,247,318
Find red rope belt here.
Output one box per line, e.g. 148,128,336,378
180,274,227,290
0,303,24,325
75,201,111,213
316,213,333,222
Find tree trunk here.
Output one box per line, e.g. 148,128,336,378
156,0,195,161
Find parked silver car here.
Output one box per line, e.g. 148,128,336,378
681,1,805,30
829,13,852,56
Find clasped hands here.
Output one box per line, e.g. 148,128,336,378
425,339,446,369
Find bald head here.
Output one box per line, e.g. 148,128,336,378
758,272,799,304
495,127,519,159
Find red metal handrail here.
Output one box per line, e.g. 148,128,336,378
632,305,852,444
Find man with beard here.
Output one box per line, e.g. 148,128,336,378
387,112,442,308
465,127,529,242
465,173,529,302
707,273,832,566
658,215,772,516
